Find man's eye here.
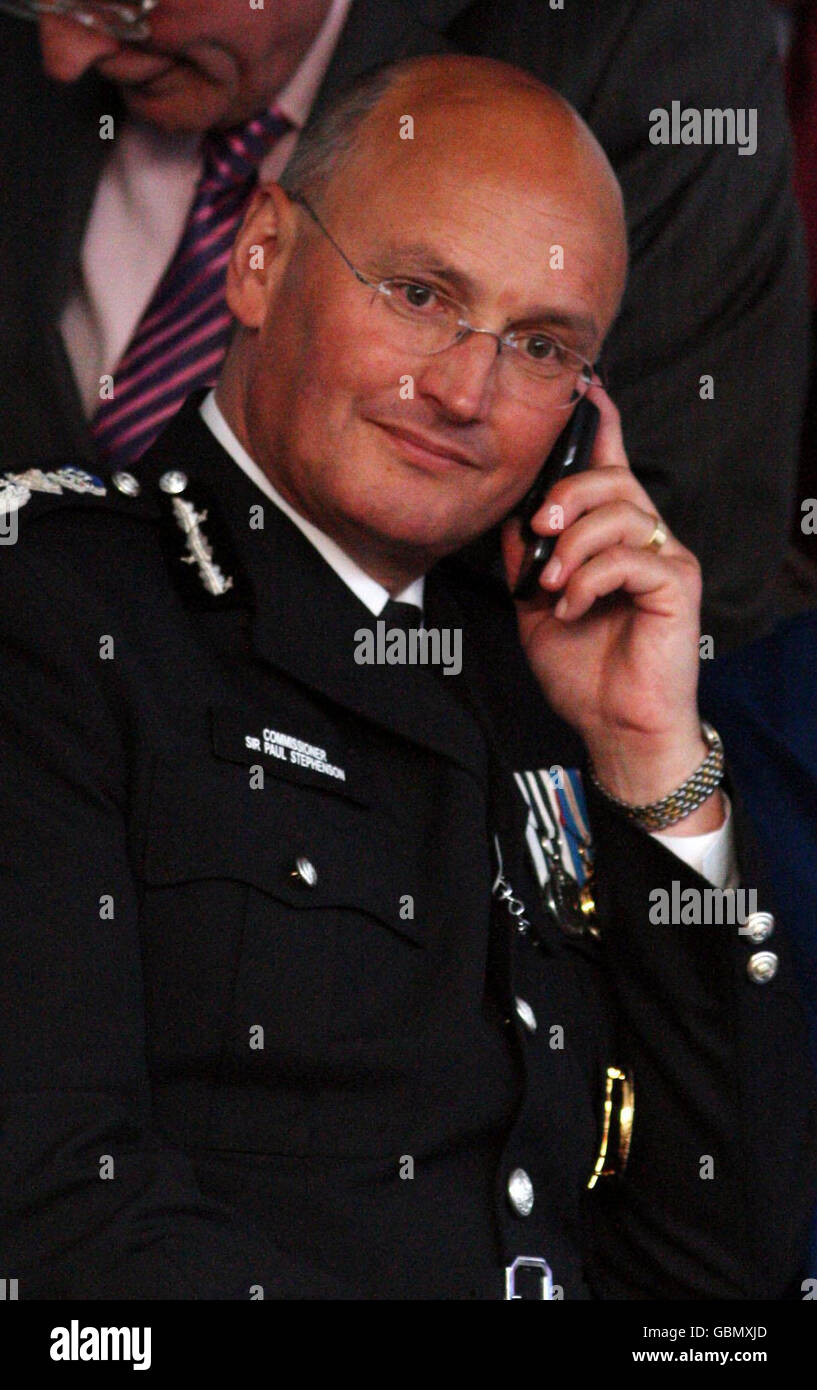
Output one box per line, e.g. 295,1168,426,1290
392,281,441,311
519,334,562,362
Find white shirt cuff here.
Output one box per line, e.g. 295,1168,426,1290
649,793,739,888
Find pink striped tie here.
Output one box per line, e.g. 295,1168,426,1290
92,106,292,467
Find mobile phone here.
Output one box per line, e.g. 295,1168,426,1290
511,396,600,600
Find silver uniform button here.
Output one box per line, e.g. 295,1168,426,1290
514,996,537,1033
291,855,318,888
507,1167,534,1217
742,911,774,944
747,950,778,984
159,469,188,495
112,471,141,497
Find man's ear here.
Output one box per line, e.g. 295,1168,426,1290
225,182,295,329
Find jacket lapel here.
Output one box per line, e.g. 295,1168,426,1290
136,397,486,782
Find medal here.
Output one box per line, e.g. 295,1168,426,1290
539,837,597,938
514,767,599,939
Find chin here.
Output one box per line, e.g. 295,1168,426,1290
361,510,477,563
123,87,223,134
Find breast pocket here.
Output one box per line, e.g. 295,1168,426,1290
139,746,430,1099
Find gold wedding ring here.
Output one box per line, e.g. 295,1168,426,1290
644,517,668,553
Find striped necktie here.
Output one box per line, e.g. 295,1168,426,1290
92,107,292,468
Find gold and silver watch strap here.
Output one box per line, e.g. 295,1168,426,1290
588,721,725,832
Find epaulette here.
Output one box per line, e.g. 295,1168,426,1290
0,460,247,606
0,464,162,528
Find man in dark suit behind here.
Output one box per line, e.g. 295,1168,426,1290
1,54,814,1301
0,0,810,650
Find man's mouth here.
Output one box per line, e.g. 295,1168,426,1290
96,52,179,87
372,421,481,473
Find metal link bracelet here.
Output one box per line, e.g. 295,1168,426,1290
588,720,725,832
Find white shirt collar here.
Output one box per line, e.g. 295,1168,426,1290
199,390,425,618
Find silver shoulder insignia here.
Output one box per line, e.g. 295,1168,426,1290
13,469,63,494
48,467,107,496
0,478,31,514
0,467,107,514
171,496,234,597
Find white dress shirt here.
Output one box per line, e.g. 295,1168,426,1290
198,389,737,887
60,0,354,416
200,390,424,615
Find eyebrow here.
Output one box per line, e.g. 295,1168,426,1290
371,239,599,351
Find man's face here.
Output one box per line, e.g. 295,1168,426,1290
233,82,627,579
37,0,332,130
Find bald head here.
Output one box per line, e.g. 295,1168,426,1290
281,54,627,329
220,53,628,591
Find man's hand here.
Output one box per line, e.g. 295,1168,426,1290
501,383,720,825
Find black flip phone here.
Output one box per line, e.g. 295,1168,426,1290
511,396,600,600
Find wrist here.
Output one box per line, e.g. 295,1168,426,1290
585,725,707,805
586,720,726,833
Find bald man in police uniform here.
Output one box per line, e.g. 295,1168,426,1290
1,56,814,1301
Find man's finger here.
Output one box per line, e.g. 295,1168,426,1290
585,380,629,472
539,502,680,592
553,547,695,622
527,464,662,540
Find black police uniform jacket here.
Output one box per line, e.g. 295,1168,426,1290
1,399,815,1301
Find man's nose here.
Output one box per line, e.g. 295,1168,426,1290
38,15,121,82
414,330,500,421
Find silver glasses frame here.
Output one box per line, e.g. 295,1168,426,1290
294,195,595,403
0,0,158,41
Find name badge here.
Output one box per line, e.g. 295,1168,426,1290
210,706,366,803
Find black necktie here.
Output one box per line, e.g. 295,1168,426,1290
380,599,424,631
